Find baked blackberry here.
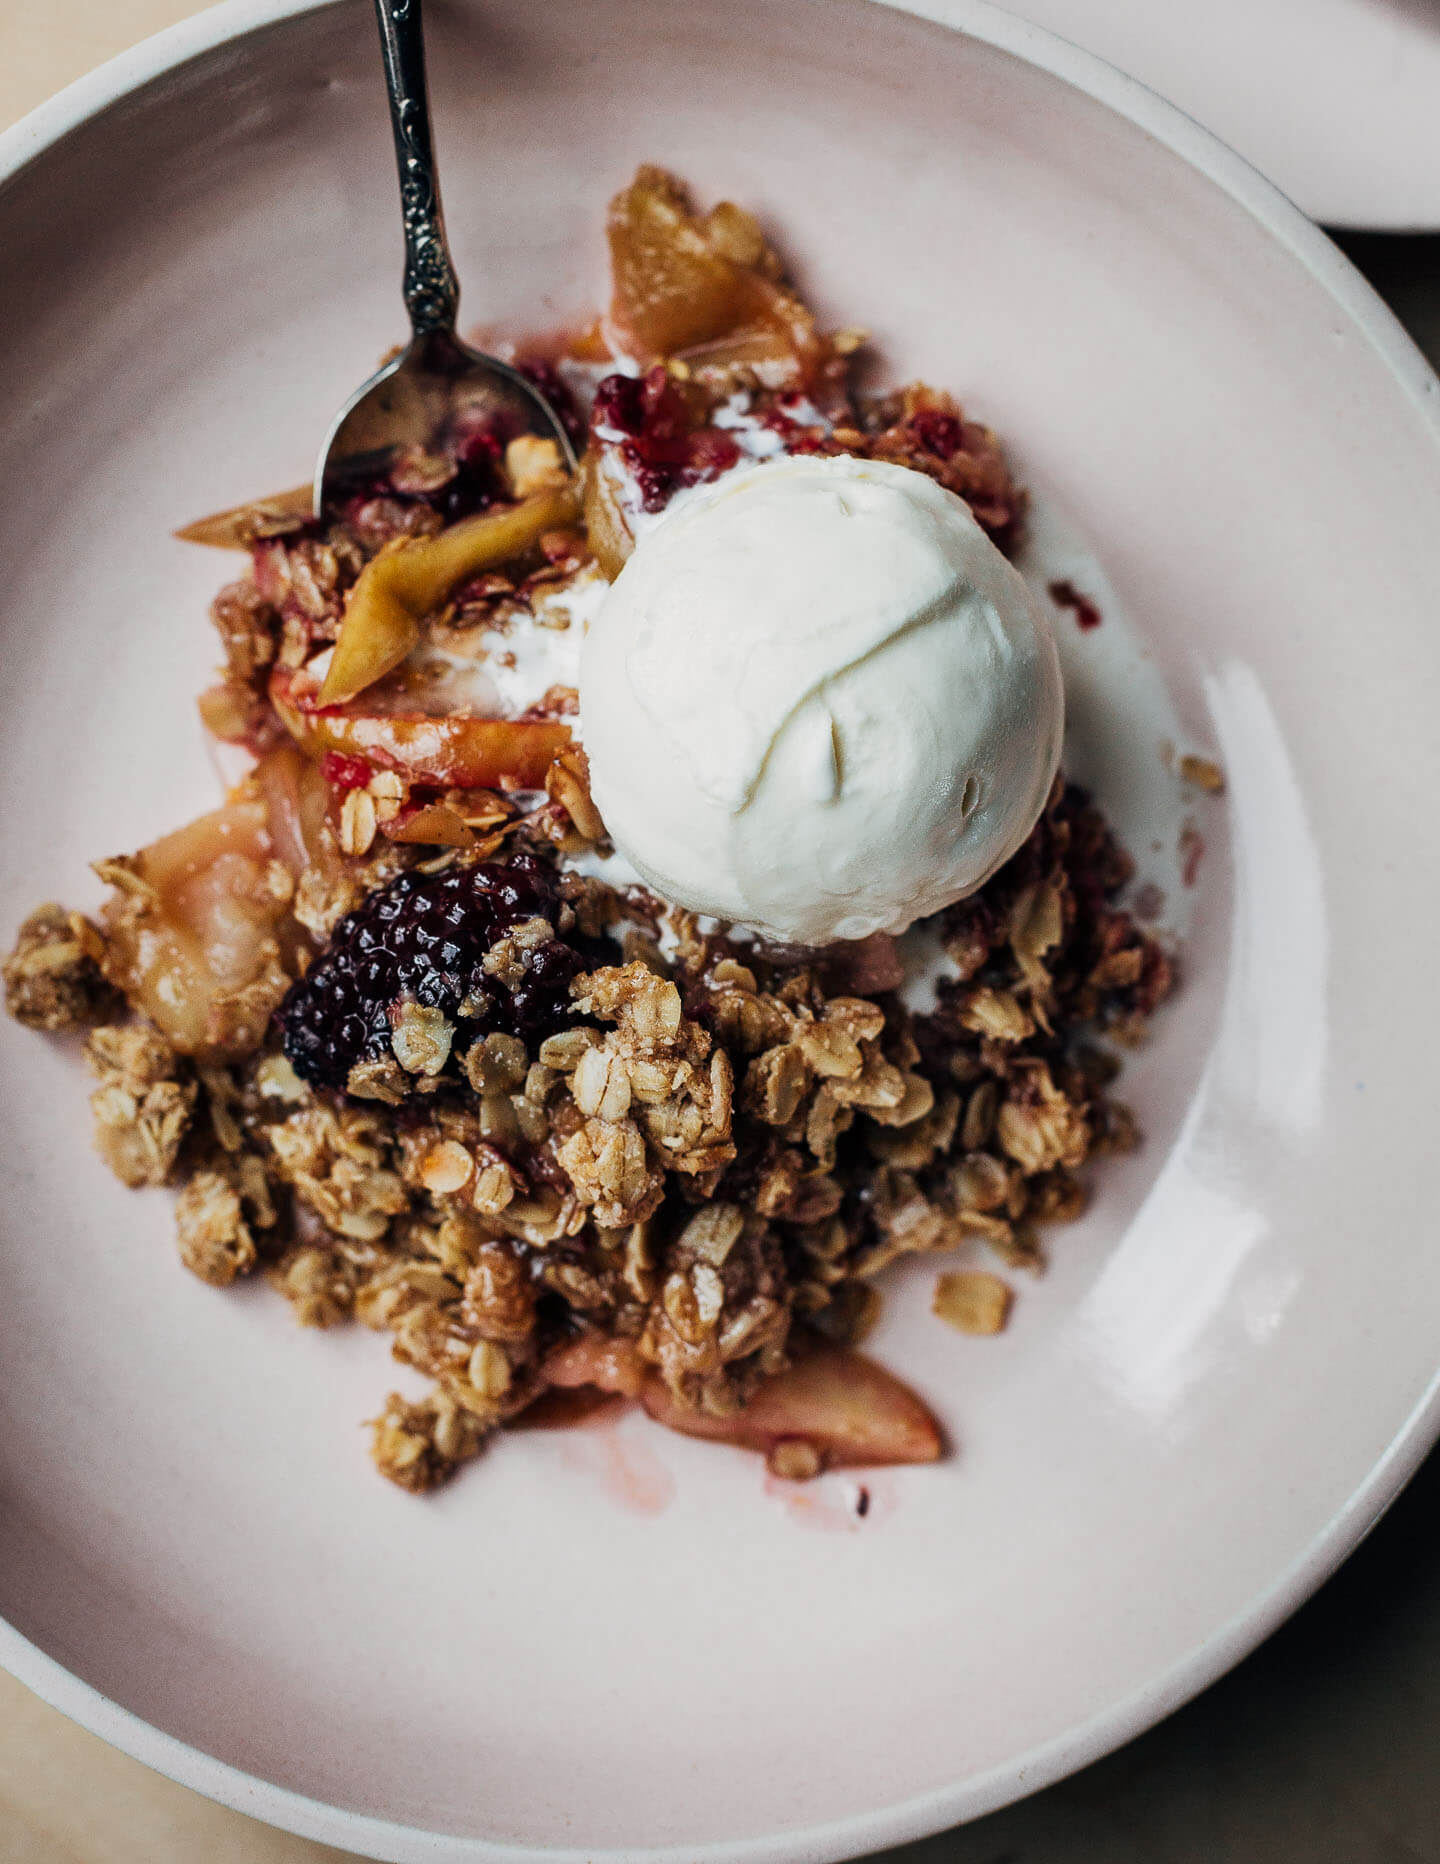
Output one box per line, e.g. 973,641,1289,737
278,852,585,1091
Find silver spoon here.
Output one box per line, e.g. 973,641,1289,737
313,0,577,517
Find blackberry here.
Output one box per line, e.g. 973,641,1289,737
278,852,585,1091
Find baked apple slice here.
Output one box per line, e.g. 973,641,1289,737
606,167,821,384
270,664,570,790
320,484,579,706
99,768,299,1059
581,451,634,583
174,483,313,550
641,1344,942,1472
541,1334,648,1398
250,741,335,879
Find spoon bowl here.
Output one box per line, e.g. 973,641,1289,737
314,0,575,517
315,326,576,512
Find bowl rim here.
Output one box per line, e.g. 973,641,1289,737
3,1,1440,1859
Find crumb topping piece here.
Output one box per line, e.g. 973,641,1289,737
85,1025,196,1189
933,1270,1013,1336
3,906,117,1031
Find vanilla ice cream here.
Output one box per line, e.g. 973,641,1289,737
579,454,1063,945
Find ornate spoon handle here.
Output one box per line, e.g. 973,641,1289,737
373,0,460,338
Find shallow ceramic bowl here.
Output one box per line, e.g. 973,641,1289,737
2,1,1439,1859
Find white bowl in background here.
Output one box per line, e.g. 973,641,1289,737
974,0,1440,231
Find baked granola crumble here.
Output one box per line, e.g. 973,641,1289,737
5,168,1174,1492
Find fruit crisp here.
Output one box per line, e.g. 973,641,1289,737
2,169,1171,1492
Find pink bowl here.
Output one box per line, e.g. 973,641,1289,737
1,2,1439,1859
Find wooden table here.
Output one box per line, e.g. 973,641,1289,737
5,6,1440,1861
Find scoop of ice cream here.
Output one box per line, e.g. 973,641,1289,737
579,454,1063,944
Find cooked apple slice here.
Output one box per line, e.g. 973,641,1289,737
270,665,570,789
607,168,748,359
99,780,293,1058
511,1387,626,1431
508,1337,648,1429
250,741,335,878
676,316,819,391
383,802,474,848
542,1334,648,1398
320,484,580,707
641,1344,943,1470
581,451,633,582
606,167,822,384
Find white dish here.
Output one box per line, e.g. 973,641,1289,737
986,0,1440,229
1,2,1439,1861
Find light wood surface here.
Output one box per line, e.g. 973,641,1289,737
0,1664,353,1863
5,7,1440,1864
